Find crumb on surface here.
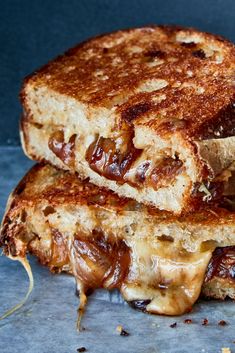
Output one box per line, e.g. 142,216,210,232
116,325,123,333
116,325,130,336
184,319,192,324
170,322,177,328
202,318,208,326
221,348,231,353
218,320,227,326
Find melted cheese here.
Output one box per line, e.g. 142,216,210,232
121,239,213,315
3,232,214,320
53,229,214,316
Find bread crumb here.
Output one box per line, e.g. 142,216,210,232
116,325,129,336
221,348,231,353
170,322,177,328
116,325,123,333
202,318,208,326
184,319,192,324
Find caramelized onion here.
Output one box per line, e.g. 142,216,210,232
48,131,76,166
150,157,183,190
205,246,235,282
86,134,184,190
49,229,70,269
86,135,142,183
70,232,130,292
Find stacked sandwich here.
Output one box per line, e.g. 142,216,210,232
1,26,235,322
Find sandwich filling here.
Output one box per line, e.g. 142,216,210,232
25,120,232,214
3,224,235,316
48,129,184,190
1,164,235,321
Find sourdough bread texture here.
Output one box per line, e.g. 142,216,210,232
20,26,235,213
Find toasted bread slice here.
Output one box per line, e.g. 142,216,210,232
1,164,235,316
20,25,235,213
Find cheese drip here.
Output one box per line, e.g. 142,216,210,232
0,256,34,320
121,239,213,315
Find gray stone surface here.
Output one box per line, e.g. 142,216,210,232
0,147,234,353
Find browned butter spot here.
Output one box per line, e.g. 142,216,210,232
144,49,166,59
202,318,209,325
181,42,197,48
43,206,56,216
121,103,151,124
192,49,206,59
184,319,192,324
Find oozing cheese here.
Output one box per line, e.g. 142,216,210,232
67,233,214,316
121,239,213,315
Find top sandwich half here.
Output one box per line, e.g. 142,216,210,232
20,25,235,213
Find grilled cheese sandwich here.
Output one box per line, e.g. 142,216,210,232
20,25,235,213
1,164,235,317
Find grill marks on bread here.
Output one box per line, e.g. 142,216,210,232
22,25,235,138
121,103,152,124
20,26,235,213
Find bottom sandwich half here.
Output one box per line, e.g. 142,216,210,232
0,164,235,320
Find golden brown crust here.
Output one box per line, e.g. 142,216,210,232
21,25,235,140
19,25,235,214
2,163,235,230
1,163,235,306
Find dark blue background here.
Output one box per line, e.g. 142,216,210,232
1,0,234,145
